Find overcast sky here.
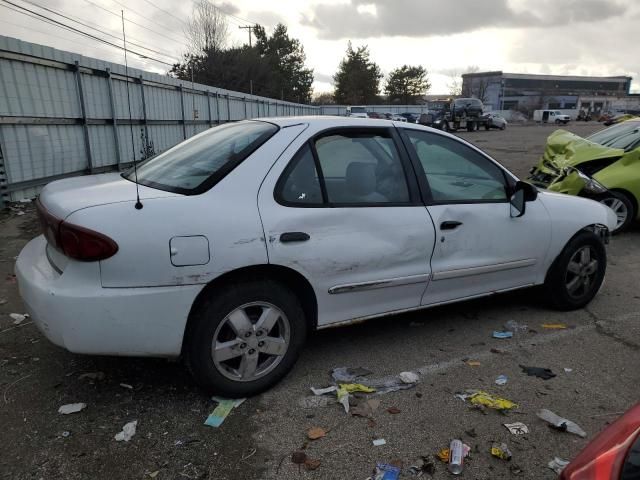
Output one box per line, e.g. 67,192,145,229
1,0,639,97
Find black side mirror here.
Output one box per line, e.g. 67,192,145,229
510,181,538,218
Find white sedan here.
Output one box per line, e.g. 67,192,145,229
16,117,616,397
484,113,508,130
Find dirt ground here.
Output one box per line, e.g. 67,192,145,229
1,122,639,480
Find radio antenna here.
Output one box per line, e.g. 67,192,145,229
121,10,143,210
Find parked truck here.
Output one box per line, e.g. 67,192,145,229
419,98,487,132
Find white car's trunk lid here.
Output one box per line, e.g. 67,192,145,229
39,173,179,219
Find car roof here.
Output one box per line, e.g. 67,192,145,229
256,115,396,128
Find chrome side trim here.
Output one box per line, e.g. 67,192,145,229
318,282,536,330
328,273,430,295
432,259,536,281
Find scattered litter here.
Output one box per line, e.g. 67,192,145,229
408,455,436,476
291,450,307,464
490,348,506,354
456,390,518,411
504,422,529,435
492,331,513,339
504,320,528,333
331,367,372,383
448,439,465,474
564,368,573,373
241,447,257,460
542,323,567,329
119,383,133,389
465,428,477,438
490,442,512,461
399,371,420,384
299,395,332,408
547,457,570,474
148,471,160,478
78,372,105,381
58,403,87,415
338,383,376,394
537,409,586,437
307,426,327,440
520,365,556,380
9,313,28,325
351,399,380,418
61,431,70,438
495,375,508,386
373,438,387,446
310,386,337,395
437,448,450,463
372,462,400,480
114,420,137,442
204,397,245,428
387,406,401,414
465,360,481,367
304,458,321,471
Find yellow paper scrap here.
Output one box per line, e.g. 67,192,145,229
468,390,518,410
542,323,567,329
437,448,450,463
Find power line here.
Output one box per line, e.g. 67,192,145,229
0,0,177,66
109,0,183,31
82,0,189,48
16,0,180,61
139,0,187,26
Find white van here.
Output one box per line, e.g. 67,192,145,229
346,106,368,118
533,110,571,124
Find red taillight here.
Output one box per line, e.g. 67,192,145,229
36,199,118,262
560,403,640,480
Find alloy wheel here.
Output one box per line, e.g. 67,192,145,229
564,246,599,299
211,302,290,382
600,197,628,231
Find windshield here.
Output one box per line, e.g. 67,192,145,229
428,102,448,110
124,121,278,194
349,107,366,113
587,121,640,151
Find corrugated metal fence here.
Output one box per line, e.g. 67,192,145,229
319,105,429,116
0,36,319,205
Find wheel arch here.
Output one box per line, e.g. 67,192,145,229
181,264,318,355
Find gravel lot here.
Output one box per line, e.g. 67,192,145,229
1,122,639,480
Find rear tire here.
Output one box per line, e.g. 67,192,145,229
501,124,506,130
543,231,606,311
185,280,307,397
599,191,636,234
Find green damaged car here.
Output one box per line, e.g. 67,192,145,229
529,120,640,233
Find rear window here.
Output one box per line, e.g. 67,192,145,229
124,121,278,194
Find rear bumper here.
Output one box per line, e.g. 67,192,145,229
15,236,203,357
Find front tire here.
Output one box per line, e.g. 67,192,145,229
599,191,636,234
185,280,307,397
543,231,606,311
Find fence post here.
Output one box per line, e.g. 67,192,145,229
105,68,122,168
206,91,213,128
243,96,248,119
138,75,149,149
179,84,186,139
215,92,221,124
73,61,93,172
0,143,6,208
226,94,231,122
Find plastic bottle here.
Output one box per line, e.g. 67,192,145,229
448,439,464,475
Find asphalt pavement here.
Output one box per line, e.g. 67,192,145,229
1,122,639,479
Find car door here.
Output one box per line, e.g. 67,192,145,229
399,127,552,305
258,126,436,327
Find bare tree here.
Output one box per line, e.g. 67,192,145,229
446,71,462,96
185,0,229,54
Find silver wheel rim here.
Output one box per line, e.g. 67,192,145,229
600,197,628,231
565,246,599,299
211,302,290,382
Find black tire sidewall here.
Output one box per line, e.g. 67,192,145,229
186,280,307,397
544,231,607,310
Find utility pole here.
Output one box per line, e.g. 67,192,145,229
238,25,255,47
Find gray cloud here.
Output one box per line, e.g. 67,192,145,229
314,72,333,83
302,0,628,39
